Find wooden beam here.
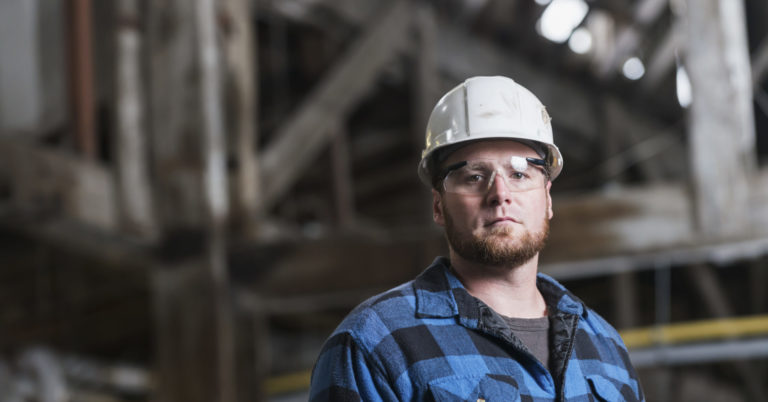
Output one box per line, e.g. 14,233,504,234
258,0,412,209
146,0,206,230
114,0,157,240
195,0,235,399
684,0,755,238
222,0,262,232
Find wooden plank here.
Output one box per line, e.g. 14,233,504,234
684,0,755,238
259,0,412,209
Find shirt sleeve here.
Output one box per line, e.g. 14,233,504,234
309,331,397,402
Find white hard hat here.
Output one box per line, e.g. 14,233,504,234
417,76,563,186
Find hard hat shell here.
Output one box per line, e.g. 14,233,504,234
417,76,563,186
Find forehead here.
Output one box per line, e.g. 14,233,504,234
443,140,540,165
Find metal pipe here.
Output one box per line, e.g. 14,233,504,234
67,0,96,159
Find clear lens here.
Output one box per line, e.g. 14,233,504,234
443,157,547,195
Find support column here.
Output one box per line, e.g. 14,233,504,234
222,0,261,235
196,0,235,400
114,0,157,240
684,0,756,239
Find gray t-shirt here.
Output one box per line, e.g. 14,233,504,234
502,315,550,370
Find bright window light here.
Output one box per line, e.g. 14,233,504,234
676,66,691,108
568,27,592,54
535,0,552,5
537,0,589,43
622,57,645,80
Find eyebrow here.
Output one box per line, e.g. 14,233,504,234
440,161,469,177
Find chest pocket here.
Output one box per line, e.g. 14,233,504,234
586,375,625,402
428,374,521,402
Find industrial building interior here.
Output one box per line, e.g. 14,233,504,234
1,0,768,400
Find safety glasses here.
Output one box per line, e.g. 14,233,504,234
440,156,548,195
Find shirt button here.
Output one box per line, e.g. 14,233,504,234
477,399,486,402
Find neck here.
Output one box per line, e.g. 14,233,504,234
449,250,547,318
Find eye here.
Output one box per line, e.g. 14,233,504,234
509,171,527,180
466,174,485,183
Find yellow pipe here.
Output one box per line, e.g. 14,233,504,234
265,370,312,395
620,314,768,349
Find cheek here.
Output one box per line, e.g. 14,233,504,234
444,198,478,226
522,193,550,221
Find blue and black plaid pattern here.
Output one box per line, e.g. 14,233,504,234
310,257,644,401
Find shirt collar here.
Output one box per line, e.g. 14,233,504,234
412,257,588,320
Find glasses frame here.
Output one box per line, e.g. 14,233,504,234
438,157,549,195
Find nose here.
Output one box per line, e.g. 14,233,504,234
486,169,512,206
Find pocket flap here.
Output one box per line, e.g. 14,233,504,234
429,375,521,401
586,375,623,401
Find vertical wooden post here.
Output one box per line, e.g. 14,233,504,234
684,0,756,239
147,0,206,230
147,0,236,400
114,0,157,240
195,0,235,400
221,0,261,235
67,0,96,159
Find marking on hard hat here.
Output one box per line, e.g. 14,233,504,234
541,106,551,124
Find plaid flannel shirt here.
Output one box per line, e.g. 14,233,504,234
310,257,644,401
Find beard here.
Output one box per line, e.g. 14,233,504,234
443,206,550,268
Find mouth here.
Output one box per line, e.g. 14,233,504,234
486,217,521,226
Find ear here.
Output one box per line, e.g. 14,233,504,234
432,189,445,226
545,181,553,219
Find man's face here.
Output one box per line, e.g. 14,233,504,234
432,140,553,267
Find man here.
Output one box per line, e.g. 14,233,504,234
310,76,644,401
